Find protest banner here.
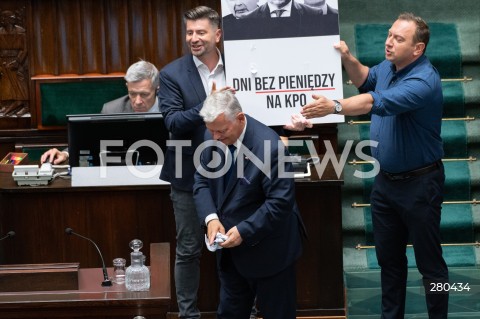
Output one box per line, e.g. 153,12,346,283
221,0,344,126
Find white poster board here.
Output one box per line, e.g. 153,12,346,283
221,0,344,126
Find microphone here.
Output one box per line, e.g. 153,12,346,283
65,227,112,287
0,231,15,241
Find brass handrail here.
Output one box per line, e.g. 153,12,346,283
351,199,479,208
348,116,476,125
442,156,477,162
443,200,479,205
346,76,473,85
441,76,473,82
356,241,480,250
351,202,371,208
348,156,477,165
347,120,371,125
348,159,375,165
443,116,476,121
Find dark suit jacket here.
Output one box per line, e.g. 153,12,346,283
158,54,208,191
193,115,303,279
223,0,339,41
222,13,237,24
100,95,134,114
323,4,339,15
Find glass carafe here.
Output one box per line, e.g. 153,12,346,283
125,239,150,291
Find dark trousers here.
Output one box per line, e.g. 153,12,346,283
217,250,297,319
371,164,449,319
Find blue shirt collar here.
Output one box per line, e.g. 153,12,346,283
390,54,427,78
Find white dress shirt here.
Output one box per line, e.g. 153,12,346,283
193,48,226,96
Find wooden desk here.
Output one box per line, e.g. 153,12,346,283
0,164,344,317
0,243,170,319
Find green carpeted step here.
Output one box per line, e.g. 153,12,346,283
443,82,465,117
463,65,480,112
364,245,476,269
442,121,468,158
443,161,472,200
345,267,480,318
441,205,475,242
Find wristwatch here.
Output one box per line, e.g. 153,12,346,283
333,100,342,114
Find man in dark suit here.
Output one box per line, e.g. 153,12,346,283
40,60,160,164
223,0,339,40
157,6,226,319
193,90,304,319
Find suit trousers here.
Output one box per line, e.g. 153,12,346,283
170,187,204,318
371,164,449,319
217,249,297,319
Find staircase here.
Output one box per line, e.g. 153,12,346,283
337,0,480,317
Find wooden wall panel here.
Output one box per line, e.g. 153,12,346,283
80,0,106,74
30,0,57,75
126,0,149,61
28,0,221,76
103,0,130,72
55,1,82,74
151,2,183,66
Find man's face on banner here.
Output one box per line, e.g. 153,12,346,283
303,0,327,7
268,0,291,8
227,0,258,18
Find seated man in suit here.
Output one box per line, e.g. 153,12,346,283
193,90,304,319
40,60,159,164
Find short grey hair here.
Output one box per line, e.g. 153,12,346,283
124,60,159,89
200,91,243,123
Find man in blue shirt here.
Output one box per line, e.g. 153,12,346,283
301,12,448,319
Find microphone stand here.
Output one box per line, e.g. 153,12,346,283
0,231,15,241
65,228,112,287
